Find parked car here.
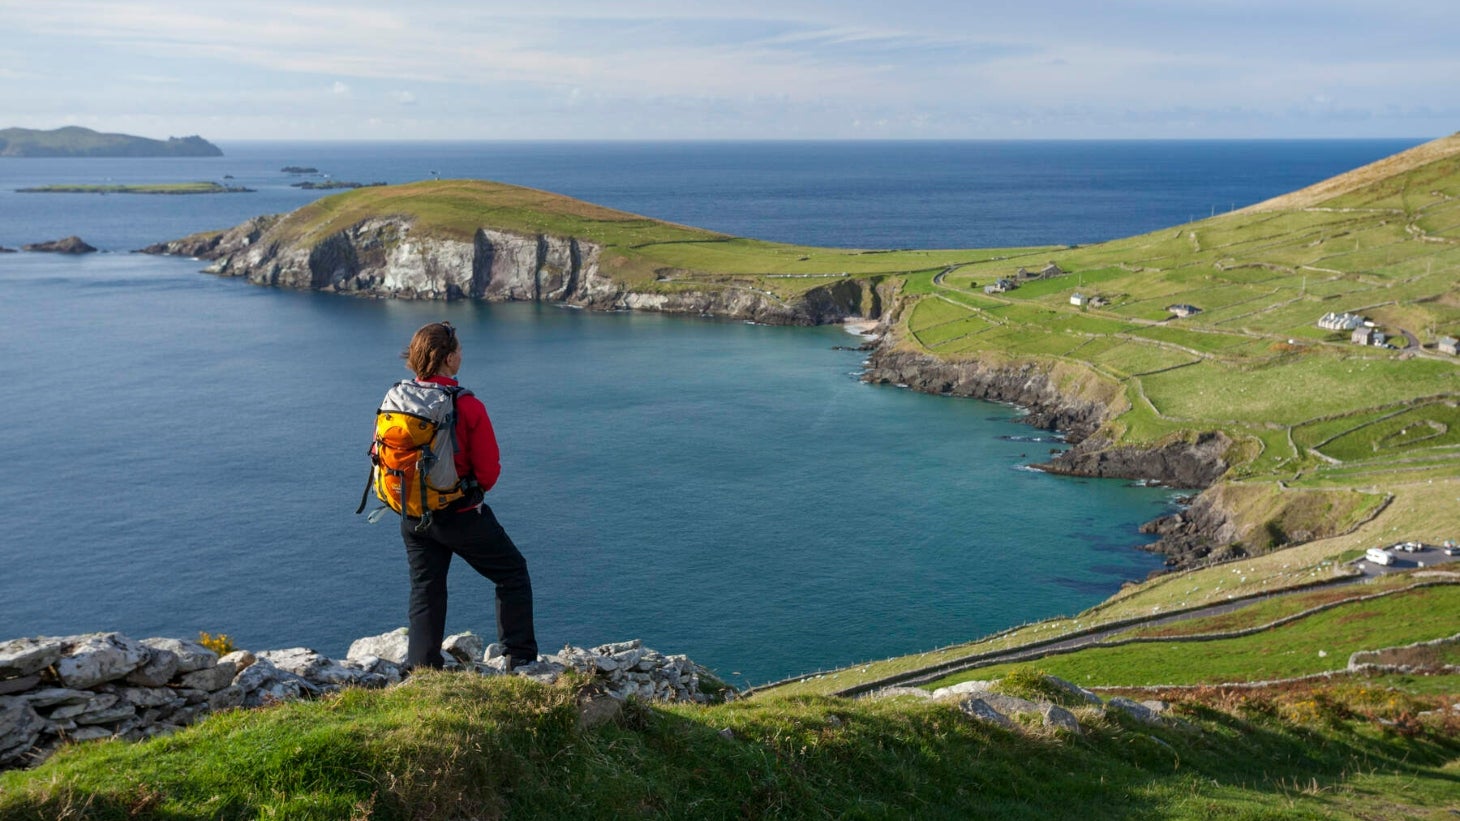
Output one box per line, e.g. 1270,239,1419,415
1366,547,1395,566
1445,545,1460,557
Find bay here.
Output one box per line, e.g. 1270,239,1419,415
0,139,1422,685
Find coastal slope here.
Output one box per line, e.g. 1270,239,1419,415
145,137,1460,579
0,126,222,157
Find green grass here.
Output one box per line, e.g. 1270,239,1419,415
930,585,1460,688
3,671,1458,820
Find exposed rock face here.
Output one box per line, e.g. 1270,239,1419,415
862,347,1108,439
1039,432,1231,489
1138,490,1245,567
22,236,96,254
141,216,880,326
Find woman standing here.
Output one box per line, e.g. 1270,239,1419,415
393,321,538,670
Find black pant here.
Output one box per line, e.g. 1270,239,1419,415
400,504,537,668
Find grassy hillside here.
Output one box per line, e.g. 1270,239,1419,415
2,670,1456,819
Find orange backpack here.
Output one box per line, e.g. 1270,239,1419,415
356,380,475,526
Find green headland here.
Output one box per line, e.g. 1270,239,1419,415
5,136,1458,817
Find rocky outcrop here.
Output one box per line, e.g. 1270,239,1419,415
0,630,726,771
141,216,881,326
862,347,1110,439
1039,432,1231,489
23,236,96,254
875,673,1173,736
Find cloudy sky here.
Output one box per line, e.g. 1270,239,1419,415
3,0,1457,141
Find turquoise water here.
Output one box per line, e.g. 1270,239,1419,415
0,140,1420,684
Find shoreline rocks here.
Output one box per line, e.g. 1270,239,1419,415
22,236,97,254
0,630,728,771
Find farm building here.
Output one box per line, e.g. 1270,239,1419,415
1070,292,1089,307
1439,336,1459,355
1167,304,1201,318
1351,327,1377,346
1041,262,1065,277
984,278,1017,294
1317,312,1366,331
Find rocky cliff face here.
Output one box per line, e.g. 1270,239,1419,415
142,216,879,326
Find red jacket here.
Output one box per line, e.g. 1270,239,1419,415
420,375,501,496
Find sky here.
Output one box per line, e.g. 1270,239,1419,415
3,0,1457,141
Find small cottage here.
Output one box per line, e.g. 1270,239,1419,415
985,278,1017,294
1041,262,1065,277
1070,292,1089,307
1438,336,1457,355
1167,304,1201,318
1317,311,1365,331
1351,327,1377,346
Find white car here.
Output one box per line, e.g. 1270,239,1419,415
1445,545,1460,557
1365,547,1395,566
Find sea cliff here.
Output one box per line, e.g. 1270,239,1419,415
140,215,886,326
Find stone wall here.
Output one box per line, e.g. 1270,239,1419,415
0,630,725,771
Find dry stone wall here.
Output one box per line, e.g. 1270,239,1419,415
0,630,725,771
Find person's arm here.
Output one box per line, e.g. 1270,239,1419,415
456,395,502,492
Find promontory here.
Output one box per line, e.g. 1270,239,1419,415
0,126,222,158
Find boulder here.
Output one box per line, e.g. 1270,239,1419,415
1107,697,1165,725
347,629,409,665
1041,675,1103,706
177,661,238,692
578,694,624,730
1042,703,1082,734
140,638,217,674
957,697,1016,729
977,693,1045,719
54,634,150,689
0,637,67,679
930,679,996,700
124,648,179,687
0,697,45,765
443,633,485,666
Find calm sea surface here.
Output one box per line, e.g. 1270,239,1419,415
0,139,1422,685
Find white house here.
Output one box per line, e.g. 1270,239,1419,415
1070,292,1089,307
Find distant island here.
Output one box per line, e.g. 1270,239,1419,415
0,126,222,158
17,182,253,194
290,180,386,190
281,166,318,174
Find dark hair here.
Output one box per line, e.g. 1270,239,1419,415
403,322,458,379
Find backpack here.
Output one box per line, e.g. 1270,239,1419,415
356,380,478,527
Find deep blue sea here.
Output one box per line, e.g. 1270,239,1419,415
0,139,1423,685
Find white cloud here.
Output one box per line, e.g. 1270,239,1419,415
0,0,1456,138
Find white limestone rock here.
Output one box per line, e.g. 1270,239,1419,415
54,633,150,689
931,679,996,700
140,638,217,674
347,629,409,665
124,648,179,687
443,633,485,666
177,661,238,692
0,637,67,679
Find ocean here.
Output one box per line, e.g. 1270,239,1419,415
0,138,1423,685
